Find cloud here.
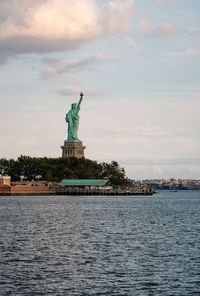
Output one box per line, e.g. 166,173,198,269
107,124,172,139
163,47,200,57
0,134,36,148
125,36,137,48
138,19,152,35
0,53,11,65
58,86,86,96
155,0,173,5
121,158,200,166
156,0,165,4
185,48,200,55
0,0,135,54
120,158,200,179
138,19,177,37
58,85,108,96
42,54,109,80
41,53,110,95
155,22,177,36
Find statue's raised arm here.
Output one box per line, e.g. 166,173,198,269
77,92,84,109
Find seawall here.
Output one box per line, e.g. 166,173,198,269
0,185,57,196
0,185,154,196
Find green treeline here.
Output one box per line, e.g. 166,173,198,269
0,155,126,185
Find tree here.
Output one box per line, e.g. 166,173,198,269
0,156,127,185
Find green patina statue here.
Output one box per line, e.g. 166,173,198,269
65,92,84,142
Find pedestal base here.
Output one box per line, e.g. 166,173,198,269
61,142,86,158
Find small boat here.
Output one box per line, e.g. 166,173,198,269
170,189,177,192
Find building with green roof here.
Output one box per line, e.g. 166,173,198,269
58,179,109,188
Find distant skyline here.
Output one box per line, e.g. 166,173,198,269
0,0,200,179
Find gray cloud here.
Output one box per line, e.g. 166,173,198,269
0,53,10,65
0,37,87,55
121,158,200,166
120,157,200,179
41,54,109,80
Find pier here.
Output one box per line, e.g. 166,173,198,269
0,185,154,196
57,187,155,196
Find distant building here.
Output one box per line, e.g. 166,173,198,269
0,176,11,186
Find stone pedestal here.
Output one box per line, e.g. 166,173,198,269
61,142,86,158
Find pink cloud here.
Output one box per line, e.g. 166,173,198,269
155,22,177,36
0,0,135,54
125,36,137,48
138,19,177,37
156,0,165,4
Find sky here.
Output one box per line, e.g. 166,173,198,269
0,0,200,179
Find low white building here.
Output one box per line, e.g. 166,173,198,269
0,176,11,186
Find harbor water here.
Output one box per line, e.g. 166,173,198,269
0,191,200,295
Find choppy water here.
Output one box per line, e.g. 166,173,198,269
0,191,200,295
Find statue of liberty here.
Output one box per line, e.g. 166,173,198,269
65,92,84,142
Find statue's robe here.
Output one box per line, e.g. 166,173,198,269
66,106,80,141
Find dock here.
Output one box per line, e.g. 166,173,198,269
0,185,154,196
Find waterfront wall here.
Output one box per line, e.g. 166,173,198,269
0,185,57,196
0,185,154,196
57,187,154,196
0,185,11,195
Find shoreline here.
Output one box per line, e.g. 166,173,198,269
0,185,154,196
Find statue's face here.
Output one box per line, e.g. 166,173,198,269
71,103,76,109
